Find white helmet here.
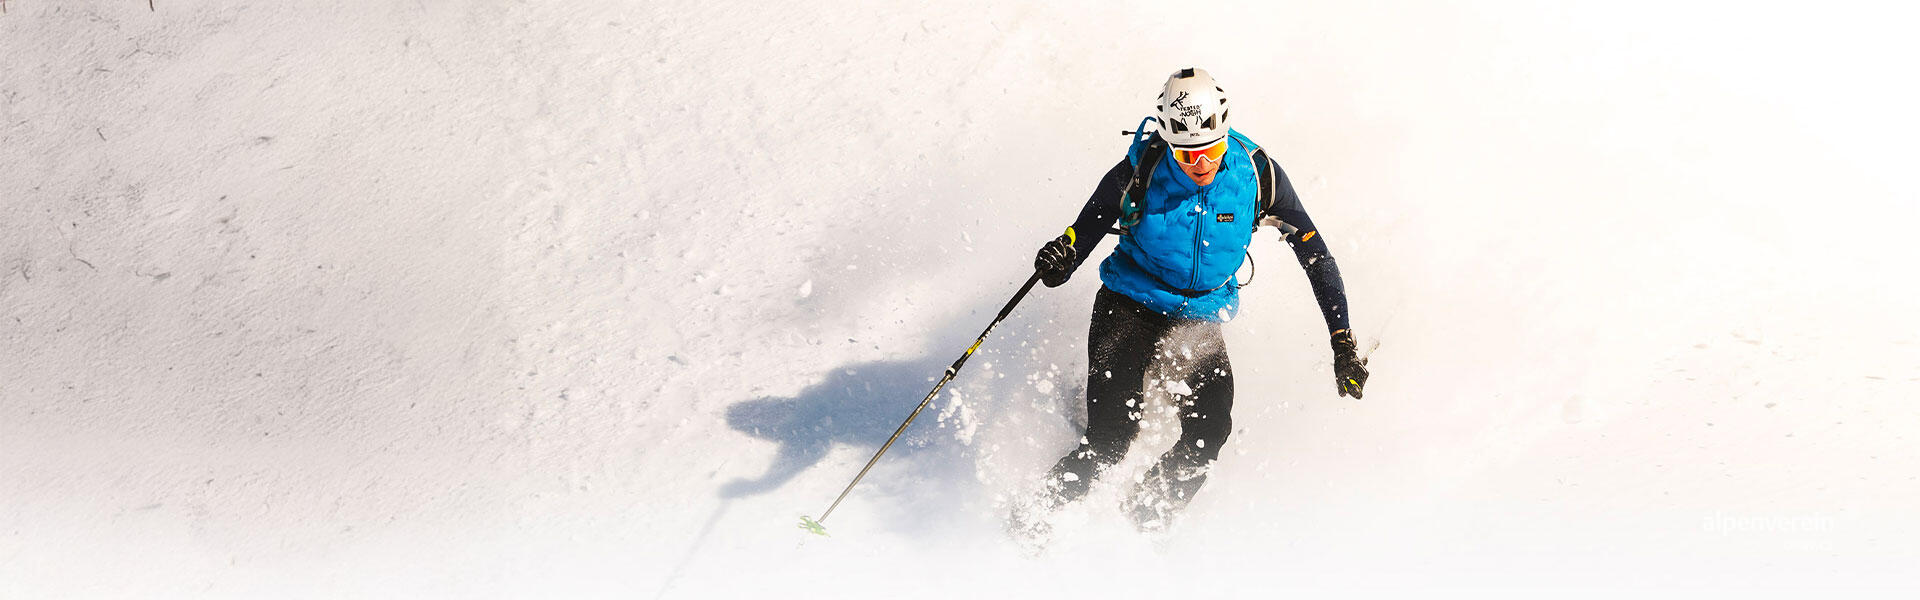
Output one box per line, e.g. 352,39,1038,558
1155,68,1231,148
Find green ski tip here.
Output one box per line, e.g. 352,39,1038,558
797,516,829,537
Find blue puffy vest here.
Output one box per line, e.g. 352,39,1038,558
1098,130,1262,322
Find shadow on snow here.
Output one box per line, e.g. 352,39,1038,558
718,290,1091,538
721,355,959,499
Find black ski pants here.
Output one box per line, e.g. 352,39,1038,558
1046,286,1234,509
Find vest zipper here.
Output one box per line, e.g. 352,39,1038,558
1190,187,1207,290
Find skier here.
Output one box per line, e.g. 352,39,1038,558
1021,68,1368,532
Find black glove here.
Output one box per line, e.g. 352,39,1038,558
1331,329,1369,399
1034,232,1077,288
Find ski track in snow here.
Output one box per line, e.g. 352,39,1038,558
3,1,1919,598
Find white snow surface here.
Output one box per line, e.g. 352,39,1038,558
5,1,1920,598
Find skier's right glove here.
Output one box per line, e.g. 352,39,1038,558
1331,329,1369,399
1034,229,1078,288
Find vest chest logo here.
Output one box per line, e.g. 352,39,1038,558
1215,213,1235,223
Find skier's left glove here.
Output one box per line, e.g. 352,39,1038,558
1331,329,1369,399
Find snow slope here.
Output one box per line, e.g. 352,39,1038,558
4,1,1919,597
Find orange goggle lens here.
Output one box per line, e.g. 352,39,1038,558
1172,140,1228,166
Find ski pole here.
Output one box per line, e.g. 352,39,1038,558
799,260,1054,537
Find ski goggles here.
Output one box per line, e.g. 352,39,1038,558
1171,138,1228,166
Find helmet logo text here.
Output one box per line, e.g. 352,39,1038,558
1169,91,1202,118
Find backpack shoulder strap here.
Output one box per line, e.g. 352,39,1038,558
1229,131,1278,218
1118,119,1166,235
1251,146,1276,218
